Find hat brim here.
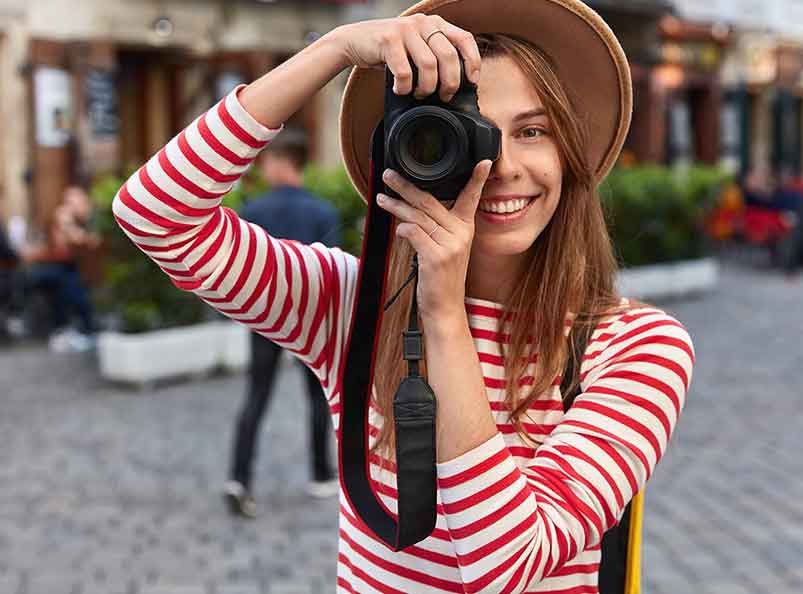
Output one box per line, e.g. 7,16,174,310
338,0,632,203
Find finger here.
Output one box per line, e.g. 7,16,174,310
376,193,438,236
395,221,439,255
382,169,457,232
452,160,493,222
385,37,414,95
432,17,482,83
402,28,438,99
425,32,462,102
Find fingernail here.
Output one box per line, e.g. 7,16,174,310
471,69,480,83
383,169,394,181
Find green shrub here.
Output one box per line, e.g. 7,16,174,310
600,164,732,267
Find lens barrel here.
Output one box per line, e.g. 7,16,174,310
388,106,469,184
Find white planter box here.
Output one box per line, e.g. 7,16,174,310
216,320,251,372
617,257,719,301
98,321,223,385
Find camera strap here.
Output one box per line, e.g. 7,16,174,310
339,122,438,551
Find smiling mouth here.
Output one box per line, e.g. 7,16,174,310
478,196,536,214
477,192,545,218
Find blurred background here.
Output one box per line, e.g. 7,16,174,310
0,1,801,593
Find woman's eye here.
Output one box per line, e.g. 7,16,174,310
521,127,545,138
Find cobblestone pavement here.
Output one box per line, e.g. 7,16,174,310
1,259,802,594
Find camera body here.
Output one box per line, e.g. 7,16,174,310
382,61,500,202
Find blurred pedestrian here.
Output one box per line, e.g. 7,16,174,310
779,191,803,276
20,185,100,351
223,127,342,518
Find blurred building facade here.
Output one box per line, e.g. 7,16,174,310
3,0,803,233
670,0,803,180
0,0,371,230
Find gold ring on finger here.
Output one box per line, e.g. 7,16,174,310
425,29,447,45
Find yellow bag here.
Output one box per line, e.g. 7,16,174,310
624,490,644,594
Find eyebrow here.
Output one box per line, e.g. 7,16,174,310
512,108,548,122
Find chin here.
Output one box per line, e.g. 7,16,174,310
473,234,539,258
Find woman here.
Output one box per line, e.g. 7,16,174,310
112,0,694,591
21,185,99,350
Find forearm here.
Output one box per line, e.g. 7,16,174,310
238,27,351,129
424,312,498,463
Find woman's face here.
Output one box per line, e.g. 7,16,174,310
472,56,563,263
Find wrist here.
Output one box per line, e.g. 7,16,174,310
322,26,355,72
422,310,469,341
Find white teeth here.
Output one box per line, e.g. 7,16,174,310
479,197,532,214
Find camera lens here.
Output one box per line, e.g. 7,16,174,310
407,122,447,166
392,109,467,183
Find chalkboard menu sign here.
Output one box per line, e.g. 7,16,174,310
85,69,119,138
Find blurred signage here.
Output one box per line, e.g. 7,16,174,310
85,69,119,138
661,41,722,70
34,67,73,148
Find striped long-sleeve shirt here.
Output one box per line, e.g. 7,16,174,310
112,86,695,594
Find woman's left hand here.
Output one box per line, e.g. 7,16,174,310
377,160,493,324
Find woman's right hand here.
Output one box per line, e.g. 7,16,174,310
335,14,482,103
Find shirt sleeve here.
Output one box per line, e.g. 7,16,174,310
111,85,359,408
434,306,695,593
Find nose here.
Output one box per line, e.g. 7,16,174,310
487,140,521,183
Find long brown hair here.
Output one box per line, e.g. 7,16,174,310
370,33,627,456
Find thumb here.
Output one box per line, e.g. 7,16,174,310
453,160,493,222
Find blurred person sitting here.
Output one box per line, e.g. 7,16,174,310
741,165,776,206
0,219,20,341
774,174,803,275
223,127,342,518
20,185,101,352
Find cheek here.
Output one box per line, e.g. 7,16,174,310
534,140,563,183
543,151,563,183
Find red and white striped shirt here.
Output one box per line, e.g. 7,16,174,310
112,86,695,594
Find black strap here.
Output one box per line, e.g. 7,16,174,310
560,320,594,410
562,319,631,594
340,121,437,551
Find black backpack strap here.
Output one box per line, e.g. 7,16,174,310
562,318,631,594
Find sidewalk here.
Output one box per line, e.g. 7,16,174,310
0,260,802,594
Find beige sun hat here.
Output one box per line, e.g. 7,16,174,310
338,0,633,203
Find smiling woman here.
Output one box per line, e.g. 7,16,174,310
111,1,694,593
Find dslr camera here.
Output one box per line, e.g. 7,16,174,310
382,60,501,202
